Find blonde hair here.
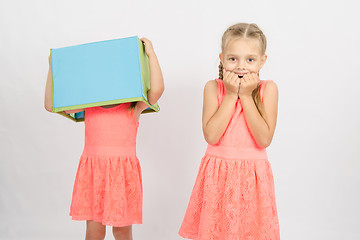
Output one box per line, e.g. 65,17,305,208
218,23,267,116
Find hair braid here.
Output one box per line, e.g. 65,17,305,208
252,85,263,117
218,62,224,80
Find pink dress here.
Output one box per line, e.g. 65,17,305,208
179,79,280,240
70,103,142,227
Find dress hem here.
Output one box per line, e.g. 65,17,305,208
178,230,197,239
70,215,142,227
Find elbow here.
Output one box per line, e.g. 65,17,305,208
203,125,221,145
156,84,165,98
44,102,53,113
256,136,273,148
157,82,165,95
148,86,164,105
206,139,218,145
44,92,53,112
204,133,220,145
44,106,52,113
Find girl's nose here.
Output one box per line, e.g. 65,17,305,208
236,60,245,70
236,61,246,70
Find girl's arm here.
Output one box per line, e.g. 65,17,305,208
44,56,53,112
202,71,240,145
135,38,164,115
44,56,84,114
239,73,278,148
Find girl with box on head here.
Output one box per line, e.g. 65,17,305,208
178,23,280,239
45,37,164,240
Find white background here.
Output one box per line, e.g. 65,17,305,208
1,0,359,239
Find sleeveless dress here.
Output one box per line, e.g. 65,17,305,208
179,79,280,240
69,102,142,227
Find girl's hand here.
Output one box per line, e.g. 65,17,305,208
140,37,155,56
239,73,260,98
223,69,240,97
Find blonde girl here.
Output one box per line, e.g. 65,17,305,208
179,23,280,239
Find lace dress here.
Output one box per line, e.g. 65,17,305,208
179,79,280,240
70,103,142,227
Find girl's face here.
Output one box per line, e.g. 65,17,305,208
220,37,267,77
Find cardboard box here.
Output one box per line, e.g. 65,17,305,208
50,36,159,122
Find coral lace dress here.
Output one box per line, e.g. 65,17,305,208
70,103,142,227
179,79,280,240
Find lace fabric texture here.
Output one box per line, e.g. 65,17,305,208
179,79,280,240
70,103,143,227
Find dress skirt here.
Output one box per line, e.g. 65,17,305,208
179,154,280,240
69,153,143,227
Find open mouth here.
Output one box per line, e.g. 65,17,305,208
238,75,243,78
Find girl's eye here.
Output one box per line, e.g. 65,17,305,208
248,58,255,62
229,57,236,61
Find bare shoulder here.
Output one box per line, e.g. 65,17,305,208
203,80,219,111
204,79,218,89
262,81,278,109
263,80,278,97
204,79,218,95
264,80,278,89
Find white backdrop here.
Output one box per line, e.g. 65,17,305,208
1,0,359,239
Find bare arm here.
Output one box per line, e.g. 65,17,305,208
135,38,165,115
202,71,240,145
239,74,278,148
44,56,53,112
